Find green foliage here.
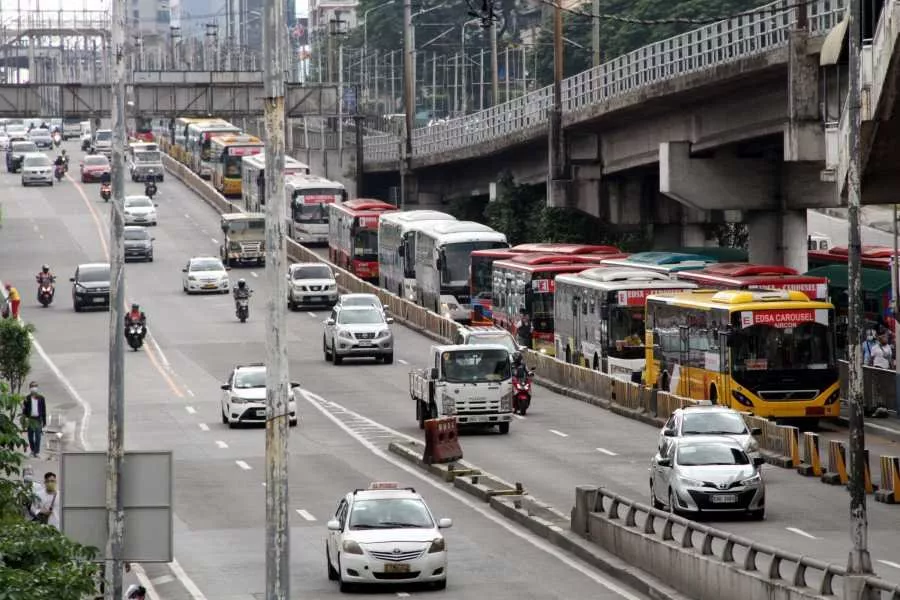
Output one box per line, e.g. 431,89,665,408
0,319,34,397
533,0,768,86
0,383,29,524
710,223,749,248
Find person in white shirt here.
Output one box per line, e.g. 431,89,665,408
33,471,60,529
871,334,893,370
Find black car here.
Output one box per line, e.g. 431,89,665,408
124,226,154,262
70,263,111,312
6,140,38,173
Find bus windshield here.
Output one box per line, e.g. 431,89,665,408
470,255,494,301
223,154,243,177
442,242,507,284
730,317,833,373
441,349,510,383
353,230,378,261
293,202,328,224
609,305,645,353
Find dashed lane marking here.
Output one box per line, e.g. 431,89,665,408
308,312,317,318
183,212,191,219
396,594,411,598
251,271,258,278
596,448,618,456
549,429,568,438
236,460,252,470
150,575,176,585
786,527,818,540
186,389,195,397
398,359,409,365
878,560,900,570
198,423,209,431
296,509,317,521
216,441,229,449
210,237,218,244
185,406,196,414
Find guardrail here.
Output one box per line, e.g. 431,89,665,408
839,360,898,415
4,11,110,33
362,0,845,164
573,486,900,600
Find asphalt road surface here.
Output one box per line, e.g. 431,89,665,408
0,141,655,600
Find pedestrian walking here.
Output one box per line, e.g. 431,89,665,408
21,381,47,457
4,282,20,319
32,471,59,529
21,465,41,520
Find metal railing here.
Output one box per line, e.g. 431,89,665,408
575,486,900,600
362,0,846,164
3,10,110,33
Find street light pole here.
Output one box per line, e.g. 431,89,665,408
262,0,290,595
460,18,477,115
363,0,395,103
845,0,873,581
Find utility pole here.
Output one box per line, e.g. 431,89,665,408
401,0,414,208
845,0,874,591
547,0,568,207
104,0,127,593
591,0,600,67
262,0,291,595
489,14,498,106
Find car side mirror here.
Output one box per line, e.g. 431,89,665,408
220,384,230,390
290,382,301,388
69,277,75,282
325,318,335,326
657,457,672,467
151,238,156,241
753,456,765,467
751,427,762,436
154,203,159,207
181,268,187,273
437,518,452,529
326,519,342,531
663,429,675,437
386,317,394,324
518,345,528,352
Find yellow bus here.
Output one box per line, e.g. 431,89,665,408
170,117,206,163
645,289,839,421
185,119,240,179
210,134,264,197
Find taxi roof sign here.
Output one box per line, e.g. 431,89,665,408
368,482,400,490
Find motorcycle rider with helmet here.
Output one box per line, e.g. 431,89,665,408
53,149,68,171
126,585,147,599
233,278,252,302
35,265,56,301
124,303,147,341
144,177,158,198
511,351,528,380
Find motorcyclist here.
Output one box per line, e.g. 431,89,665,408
54,150,68,170
35,265,55,287
87,145,97,155
511,351,529,380
233,279,252,301
100,170,111,185
126,585,147,599
124,303,147,340
144,177,158,197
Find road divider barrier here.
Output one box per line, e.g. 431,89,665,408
822,439,848,486
875,456,900,504
422,418,462,465
162,152,900,502
797,432,823,477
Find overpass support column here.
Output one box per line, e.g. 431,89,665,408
746,210,808,272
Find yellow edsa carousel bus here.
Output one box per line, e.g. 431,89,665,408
645,289,839,421
210,134,264,197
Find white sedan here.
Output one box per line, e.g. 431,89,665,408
124,195,158,226
182,256,231,294
326,482,451,592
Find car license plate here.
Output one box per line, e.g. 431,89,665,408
308,296,321,303
357,341,373,347
255,409,265,417
711,494,737,504
92,297,105,303
383,563,410,573
203,284,217,289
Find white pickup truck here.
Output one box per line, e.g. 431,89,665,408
409,344,514,434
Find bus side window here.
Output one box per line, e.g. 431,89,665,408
589,298,595,314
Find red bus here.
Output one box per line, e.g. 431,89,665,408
808,245,895,271
675,263,830,300
469,244,625,325
328,198,399,281
491,254,619,356
132,116,155,143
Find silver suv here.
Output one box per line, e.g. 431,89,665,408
323,306,394,365
287,262,338,309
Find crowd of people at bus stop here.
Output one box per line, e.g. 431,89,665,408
863,323,896,370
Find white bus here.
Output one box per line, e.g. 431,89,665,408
414,221,508,313
241,153,311,212
553,268,697,382
284,174,345,244
377,211,457,300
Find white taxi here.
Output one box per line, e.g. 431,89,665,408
326,482,451,592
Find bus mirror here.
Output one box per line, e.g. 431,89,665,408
220,222,228,233
398,245,405,258
436,256,443,270
429,367,439,380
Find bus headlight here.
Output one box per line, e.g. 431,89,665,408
824,390,840,405
732,390,754,408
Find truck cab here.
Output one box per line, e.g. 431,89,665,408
220,213,266,267
409,344,513,434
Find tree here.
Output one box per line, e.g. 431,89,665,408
0,318,34,398
0,383,100,600
484,172,544,244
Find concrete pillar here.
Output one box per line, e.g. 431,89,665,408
572,164,602,218
785,30,824,162
571,485,598,535
652,224,713,249
747,210,808,272
606,176,642,225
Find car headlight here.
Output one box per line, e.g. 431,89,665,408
230,396,246,404
229,242,241,251
338,330,354,340
427,537,446,553
342,540,363,555
740,474,761,486
500,390,512,412
747,438,759,453
678,476,704,488
75,283,86,292
375,329,390,338
188,276,197,281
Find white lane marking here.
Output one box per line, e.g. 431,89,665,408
236,460,252,470
131,564,162,600
262,482,266,487
39,234,44,240
198,423,209,431
185,406,197,414
878,560,900,569
32,224,39,232
250,271,258,278
596,448,618,456
549,429,568,438
168,558,208,600
31,335,91,451
184,212,191,219
398,359,409,365
150,574,175,585
302,390,644,600
296,509,316,521
186,389,195,397
308,312,317,318
216,440,229,449
786,527,818,540
210,237,218,244
147,334,172,369
396,594,411,598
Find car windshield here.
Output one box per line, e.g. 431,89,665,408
292,265,332,280
676,444,750,466
30,129,50,137
441,348,511,383
135,151,161,162
191,259,224,272
95,131,112,141
681,412,748,435
337,309,384,325
13,142,37,152
348,498,434,530
124,229,149,241
341,296,379,308
84,156,109,166
24,155,50,167
78,266,110,282
467,334,517,354
234,369,266,388
126,198,153,208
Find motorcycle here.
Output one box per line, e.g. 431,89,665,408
125,323,144,351
144,180,158,200
37,282,54,307
54,164,65,182
81,138,90,151
511,368,534,416
52,132,62,147
100,182,111,202
235,297,250,323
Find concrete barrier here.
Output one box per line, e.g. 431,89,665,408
822,439,848,486
875,456,900,505
573,486,900,600
797,431,823,477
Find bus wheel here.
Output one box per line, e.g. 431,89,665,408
709,386,718,405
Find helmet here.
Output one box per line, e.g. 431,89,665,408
61,149,66,155
41,265,49,273
126,585,147,599
512,351,522,364
131,303,139,311
237,279,246,289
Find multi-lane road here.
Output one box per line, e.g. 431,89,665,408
0,142,656,600
4,142,900,599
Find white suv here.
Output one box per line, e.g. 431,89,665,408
659,403,762,459
220,364,299,428
287,262,338,309
453,325,522,356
